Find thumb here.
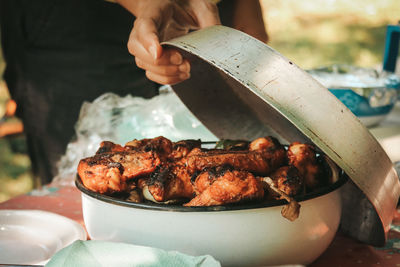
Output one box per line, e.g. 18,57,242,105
135,18,163,60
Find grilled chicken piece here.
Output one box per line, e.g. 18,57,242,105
78,150,161,194
249,136,282,151
145,165,195,202
185,169,264,206
191,165,232,195
124,137,200,161
268,166,303,197
183,146,285,176
287,142,325,191
143,136,285,202
96,141,126,154
170,139,201,160
125,136,173,160
79,136,315,211
79,137,202,195
96,137,172,154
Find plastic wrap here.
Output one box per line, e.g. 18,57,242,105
54,86,217,184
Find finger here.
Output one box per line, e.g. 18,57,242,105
136,58,190,77
141,47,184,66
128,23,185,65
145,70,191,85
131,42,184,66
131,17,163,60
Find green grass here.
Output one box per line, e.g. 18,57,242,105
0,136,33,202
261,0,400,69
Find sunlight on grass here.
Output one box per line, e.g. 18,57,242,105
0,136,33,202
261,0,400,69
0,173,33,202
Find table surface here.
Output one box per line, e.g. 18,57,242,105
1,183,400,267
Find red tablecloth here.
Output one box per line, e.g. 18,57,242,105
1,185,399,266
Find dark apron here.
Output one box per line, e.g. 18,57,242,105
1,0,159,183
0,0,234,184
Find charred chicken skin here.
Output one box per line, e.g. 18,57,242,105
78,137,199,194
268,166,303,197
140,136,285,202
182,136,286,176
287,142,327,191
186,167,264,206
144,165,195,202
78,136,329,207
78,150,161,194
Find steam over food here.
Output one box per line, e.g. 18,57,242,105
77,136,332,220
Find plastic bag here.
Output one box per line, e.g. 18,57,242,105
54,86,217,184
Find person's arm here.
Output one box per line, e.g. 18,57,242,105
231,0,269,43
115,0,220,85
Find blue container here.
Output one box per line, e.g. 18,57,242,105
309,24,400,127
328,87,397,127
308,64,400,127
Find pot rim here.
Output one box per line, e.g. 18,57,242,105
75,171,347,213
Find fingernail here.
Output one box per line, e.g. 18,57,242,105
178,62,190,73
149,45,158,60
179,72,190,80
170,53,183,65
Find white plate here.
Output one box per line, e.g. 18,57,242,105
0,209,87,265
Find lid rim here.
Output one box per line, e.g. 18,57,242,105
162,25,400,244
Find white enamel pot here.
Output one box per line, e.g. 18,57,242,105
76,163,345,267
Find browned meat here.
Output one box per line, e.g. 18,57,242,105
79,137,202,196
185,169,264,206
183,148,285,176
96,141,126,154
124,137,201,161
96,137,174,159
191,165,233,195
249,136,282,151
145,165,195,202
269,166,303,197
144,138,283,203
192,170,214,195
165,166,195,200
169,139,201,160
287,142,324,191
125,136,173,160
78,136,323,211
183,136,285,175
78,151,161,194
142,136,285,203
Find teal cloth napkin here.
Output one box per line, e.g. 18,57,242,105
46,240,221,267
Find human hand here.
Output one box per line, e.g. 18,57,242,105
116,0,220,85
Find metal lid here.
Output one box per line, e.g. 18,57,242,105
163,25,400,246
